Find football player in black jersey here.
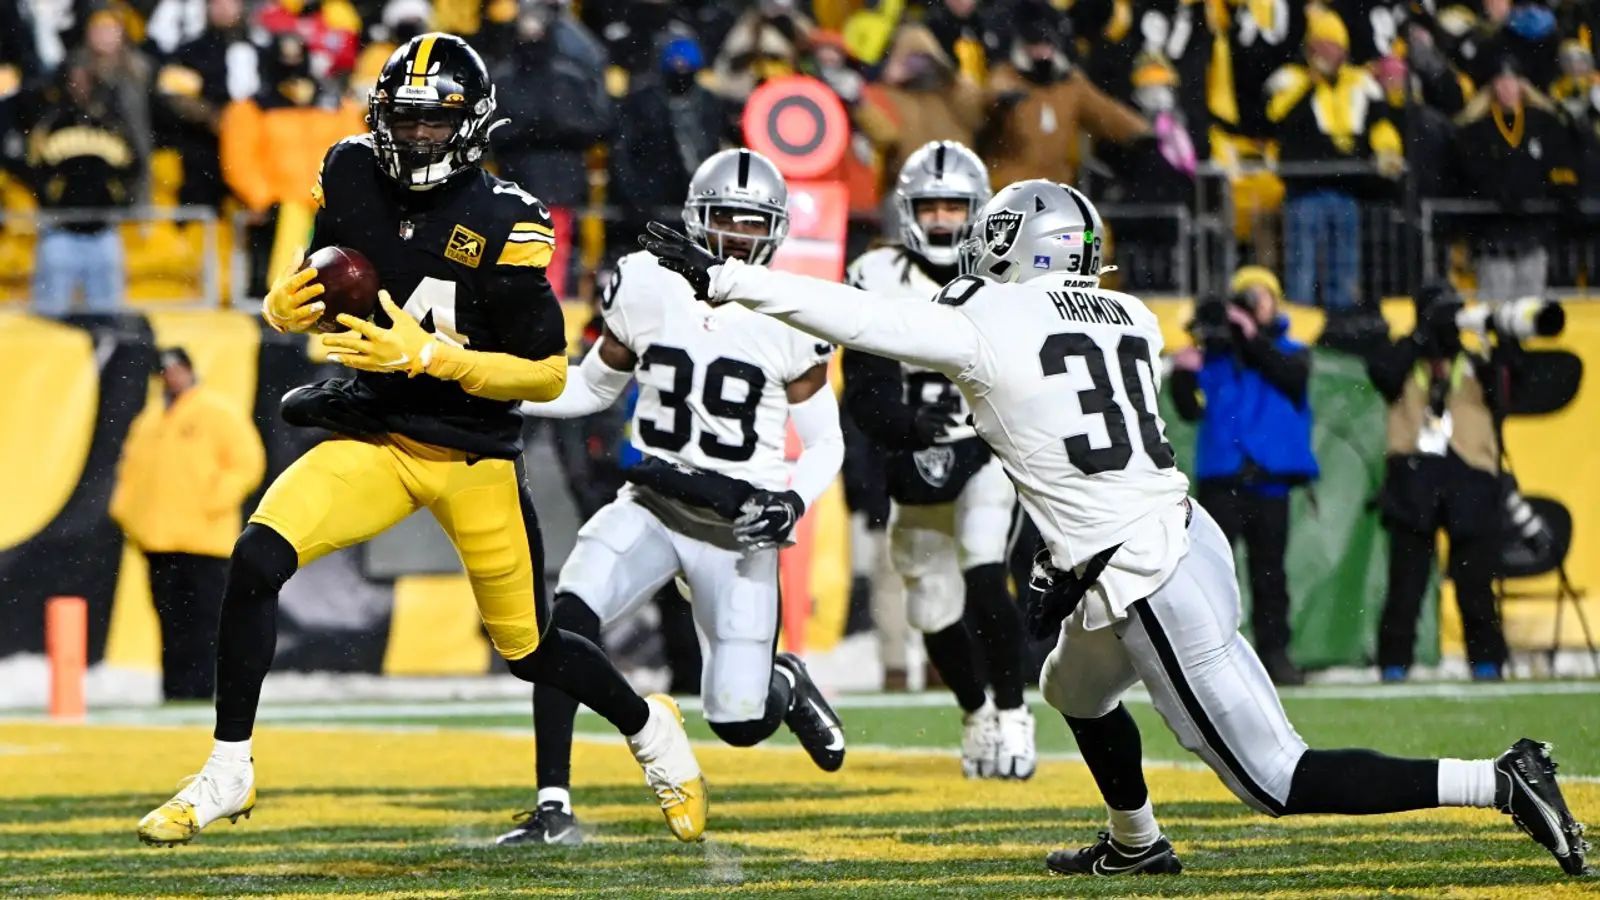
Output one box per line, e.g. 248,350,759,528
138,33,708,848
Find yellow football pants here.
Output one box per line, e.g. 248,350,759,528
249,434,547,659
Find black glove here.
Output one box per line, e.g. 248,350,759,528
1020,543,1120,640
910,399,958,448
639,221,720,301
733,489,805,550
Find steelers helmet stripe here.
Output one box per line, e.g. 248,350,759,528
408,33,440,87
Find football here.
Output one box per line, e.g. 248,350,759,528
301,246,380,333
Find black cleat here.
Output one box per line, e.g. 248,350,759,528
495,801,583,847
1047,832,1183,876
1496,738,1590,875
776,652,846,772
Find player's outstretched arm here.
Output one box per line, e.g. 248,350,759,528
520,329,638,418
639,223,982,377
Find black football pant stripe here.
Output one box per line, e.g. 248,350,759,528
1131,598,1288,817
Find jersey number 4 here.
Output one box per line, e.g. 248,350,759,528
639,346,765,462
1040,333,1176,475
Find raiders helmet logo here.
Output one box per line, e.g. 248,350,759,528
912,445,956,488
983,211,1024,257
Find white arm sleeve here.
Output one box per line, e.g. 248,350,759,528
786,385,844,509
711,258,983,378
519,340,634,419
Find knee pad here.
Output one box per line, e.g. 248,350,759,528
1040,643,1120,720
905,574,964,633
229,524,299,595
708,715,781,748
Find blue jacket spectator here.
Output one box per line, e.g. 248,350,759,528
1171,266,1317,685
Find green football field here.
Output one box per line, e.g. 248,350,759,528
3,682,1598,898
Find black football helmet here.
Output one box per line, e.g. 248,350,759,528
368,32,498,189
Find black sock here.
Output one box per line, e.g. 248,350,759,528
527,593,599,790
708,668,792,747
510,594,649,777
1283,749,1439,815
922,623,989,713
1066,704,1149,810
213,524,298,742
963,564,1026,710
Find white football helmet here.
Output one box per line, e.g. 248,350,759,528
958,179,1104,285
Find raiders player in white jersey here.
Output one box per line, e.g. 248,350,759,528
501,149,847,847
844,141,1034,779
638,180,1589,877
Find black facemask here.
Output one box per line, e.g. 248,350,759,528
665,69,697,95
1025,57,1059,84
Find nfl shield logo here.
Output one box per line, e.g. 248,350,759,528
1033,255,1050,269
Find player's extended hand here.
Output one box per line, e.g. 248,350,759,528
323,290,432,377
733,489,805,551
261,257,325,334
1022,545,1080,640
639,221,721,302
910,399,958,448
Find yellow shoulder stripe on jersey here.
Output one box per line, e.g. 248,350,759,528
409,33,439,88
511,221,555,237
497,240,554,268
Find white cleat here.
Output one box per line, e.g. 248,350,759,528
627,694,708,842
995,705,1038,780
961,699,1000,779
137,760,256,846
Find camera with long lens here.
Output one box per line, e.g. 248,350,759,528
1456,296,1566,340
1188,292,1256,353
1503,480,1554,558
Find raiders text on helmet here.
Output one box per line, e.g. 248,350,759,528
959,180,1104,284
368,33,499,189
682,148,790,265
895,141,992,267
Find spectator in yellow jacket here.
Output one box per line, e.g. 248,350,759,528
110,348,265,701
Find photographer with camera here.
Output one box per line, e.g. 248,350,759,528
1365,282,1549,682
1171,267,1320,685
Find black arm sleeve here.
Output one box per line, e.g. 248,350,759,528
841,348,924,450
1366,337,1421,403
1240,337,1311,402
1169,367,1204,421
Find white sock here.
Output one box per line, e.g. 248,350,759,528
209,739,252,765
627,700,667,754
537,787,572,813
1437,758,1500,808
1107,800,1161,850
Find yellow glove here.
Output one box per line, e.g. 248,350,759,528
323,290,434,376
261,263,326,334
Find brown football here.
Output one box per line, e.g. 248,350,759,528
301,246,380,333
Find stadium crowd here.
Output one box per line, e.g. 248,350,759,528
1,0,1597,308
3,0,1583,688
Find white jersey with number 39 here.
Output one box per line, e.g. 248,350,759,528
937,274,1191,625
604,251,832,490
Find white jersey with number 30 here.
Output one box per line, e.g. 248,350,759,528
712,261,1191,627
